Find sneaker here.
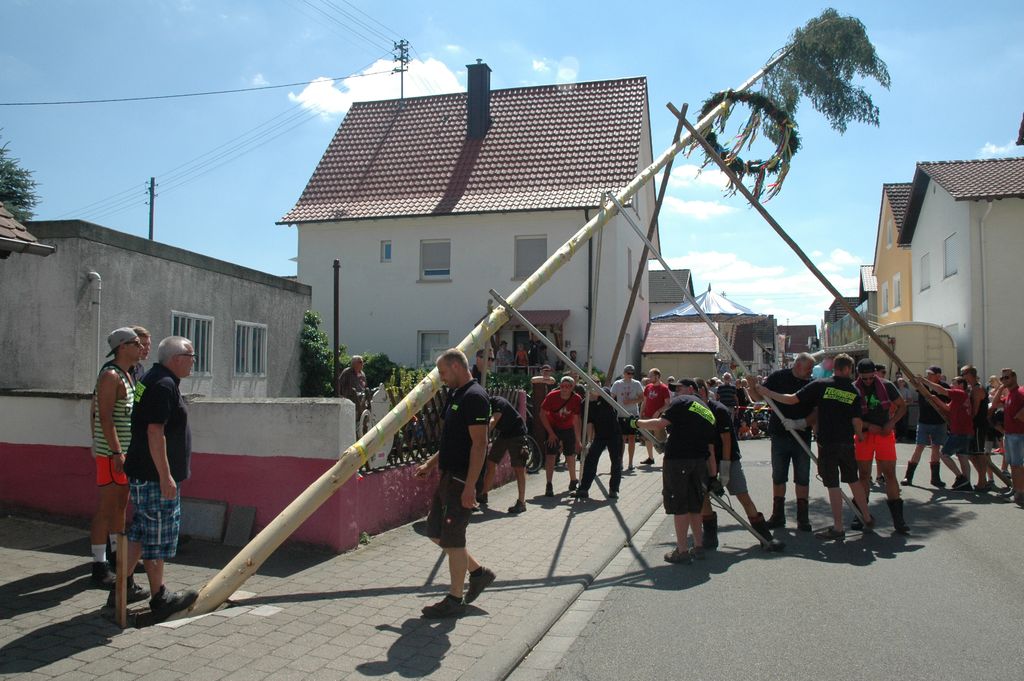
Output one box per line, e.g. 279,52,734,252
573,490,589,500
640,458,655,465
148,586,199,623
973,482,992,493
850,515,875,532
507,500,527,514
607,491,619,500
91,561,115,588
464,567,495,604
625,465,635,474
476,493,488,506
690,546,706,561
544,482,554,497
664,548,691,564
946,475,970,491
422,594,466,619
105,578,150,608
814,527,846,541
568,479,578,492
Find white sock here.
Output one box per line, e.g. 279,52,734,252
108,534,119,554
91,544,106,563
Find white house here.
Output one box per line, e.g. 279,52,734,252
280,62,657,373
898,157,1024,376
647,269,694,318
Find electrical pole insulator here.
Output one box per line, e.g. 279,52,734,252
393,39,410,100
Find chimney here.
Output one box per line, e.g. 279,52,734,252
466,59,492,139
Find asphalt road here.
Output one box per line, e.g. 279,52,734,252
524,438,1024,681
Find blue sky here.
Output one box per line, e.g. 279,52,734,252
3,1,1022,325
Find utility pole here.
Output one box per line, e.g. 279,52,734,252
393,39,409,100
147,177,156,240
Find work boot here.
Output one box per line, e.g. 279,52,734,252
702,513,718,550
766,496,785,528
887,498,910,535
105,576,150,608
749,513,786,551
795,498,812,532
91,561,115,588
148,586,198,623
901,462,918,486
930,463,946,488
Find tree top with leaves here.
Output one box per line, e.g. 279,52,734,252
0,134,39,223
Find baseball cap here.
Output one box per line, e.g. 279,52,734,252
559,375,575,385
668,378,698,391
856,358,876,374
874,363,887,372
623,364,635,374
106,327,138,357
926,365,942,375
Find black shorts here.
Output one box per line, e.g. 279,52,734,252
662,458,708,515
817,442,858,488
546,428,576,457
425,473,472,549
488,435,529,467
618,417,638,436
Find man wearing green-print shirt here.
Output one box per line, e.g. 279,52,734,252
753,353,871,541
638,382,718,564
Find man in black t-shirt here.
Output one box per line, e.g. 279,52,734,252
754,354,871,541
415,349,495,618
762,353,816,531
574,387,624,501
903,365,962,488
123,336,199,622
638,387,717,563
480,394,530,514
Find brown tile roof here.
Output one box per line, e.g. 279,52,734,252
647,269,693,304
900,157,1024,244
280,77,648,223
882,182,912,229
0,202,39,244
641,321,719,354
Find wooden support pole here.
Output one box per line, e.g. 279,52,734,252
115,532,127,628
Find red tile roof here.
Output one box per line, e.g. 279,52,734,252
642,321,719,355
0,203,55,257
280,77,649,223
900,157,1024,244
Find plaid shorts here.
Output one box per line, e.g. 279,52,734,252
126,479,181,560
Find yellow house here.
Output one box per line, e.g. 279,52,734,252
873,182,913,323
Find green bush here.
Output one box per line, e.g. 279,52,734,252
361,352,399,389
299,311,339,397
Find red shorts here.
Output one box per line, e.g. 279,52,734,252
854,431,897,462
96,456,128,486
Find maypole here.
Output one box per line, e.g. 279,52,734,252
172,55,791,621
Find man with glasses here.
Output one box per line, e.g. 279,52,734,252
989,369,1024,505
611,365,643,470
123,336,199,622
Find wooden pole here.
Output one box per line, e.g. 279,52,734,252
115,532,127,628
171,55,793,621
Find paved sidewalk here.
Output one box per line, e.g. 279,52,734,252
1,460,665,680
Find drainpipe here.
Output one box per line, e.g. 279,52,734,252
584,209,592,356
978,200,993,376
87,271,102,376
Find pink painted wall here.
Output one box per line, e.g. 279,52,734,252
0,442,512,552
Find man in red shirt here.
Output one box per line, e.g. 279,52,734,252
920,375,983,491
540,376,583,497
989,368,1024,505
639,368,671,465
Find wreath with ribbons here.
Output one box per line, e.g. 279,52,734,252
694,90,800,201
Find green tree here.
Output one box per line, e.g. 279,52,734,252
0,134,39,222
299,311,337,397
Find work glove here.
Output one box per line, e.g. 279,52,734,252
782,417,808,431
719,462,731,489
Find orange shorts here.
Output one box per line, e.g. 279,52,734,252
96,456,129,486
854,431,897,462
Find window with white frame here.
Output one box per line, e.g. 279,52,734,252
380,240,392,263
418,331,449,367
171,311,213,374
886,218,893,249
893,272,902,308
944,233,957,278
881,281,889,314
514,236,546,280
234,322,267,376
920,253,931,291
420,240,451,279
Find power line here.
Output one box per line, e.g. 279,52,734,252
0,69,391,107
334,0,401,40
298,0,391,54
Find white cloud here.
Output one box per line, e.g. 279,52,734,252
444,44,464,54
810,250,823,258
663,197,736,220
979,141,1013,156
667,164,731,191
288,58,462,117
556,56,579,83
251,73,268,87
532,59,550,73
827,248,862,266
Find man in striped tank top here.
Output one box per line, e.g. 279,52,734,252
89,328,148,604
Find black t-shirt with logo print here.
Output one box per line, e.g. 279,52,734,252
439,380,491,476
795,376,862,445
858,379,901,427
661,394,717,460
